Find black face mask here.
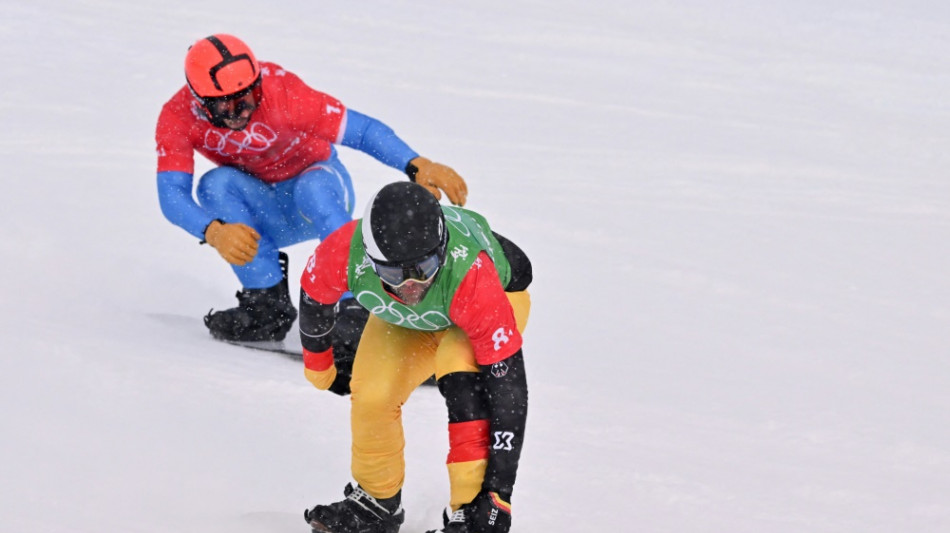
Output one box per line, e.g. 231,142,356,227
197,78,261,129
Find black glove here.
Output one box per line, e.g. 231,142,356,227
326,370,351,396
464,491,511,533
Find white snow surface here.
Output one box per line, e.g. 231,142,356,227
2,1,950,532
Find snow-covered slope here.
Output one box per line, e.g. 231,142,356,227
2,1,949,531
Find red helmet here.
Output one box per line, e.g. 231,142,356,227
184,34,260,98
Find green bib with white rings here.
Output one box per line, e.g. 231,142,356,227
348,205,512,332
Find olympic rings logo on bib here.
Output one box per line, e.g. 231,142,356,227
204,122,277,156
355,291,452,331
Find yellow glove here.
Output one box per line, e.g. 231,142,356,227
407,156,468,206
303,347,351,395
203,219,260,266
304,364,337,391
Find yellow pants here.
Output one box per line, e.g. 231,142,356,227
349,291,530,508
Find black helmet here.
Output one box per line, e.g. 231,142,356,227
362,182,447,287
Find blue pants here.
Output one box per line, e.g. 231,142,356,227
196,149,355,289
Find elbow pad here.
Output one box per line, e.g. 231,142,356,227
299,290,336,353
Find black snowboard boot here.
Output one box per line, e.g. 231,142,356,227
304,483,404,533
425,508,468,533
204,252,297,342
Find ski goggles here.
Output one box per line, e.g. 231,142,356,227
199,79,262,124
371,251,443,289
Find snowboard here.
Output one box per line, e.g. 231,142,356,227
224,339,303,359
225,337,436,386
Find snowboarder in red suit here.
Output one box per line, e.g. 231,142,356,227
155,34,468,342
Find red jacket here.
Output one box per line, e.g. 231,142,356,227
156,61,345,183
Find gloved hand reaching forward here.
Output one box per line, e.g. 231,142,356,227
407,156,468,206
203,219,260,266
